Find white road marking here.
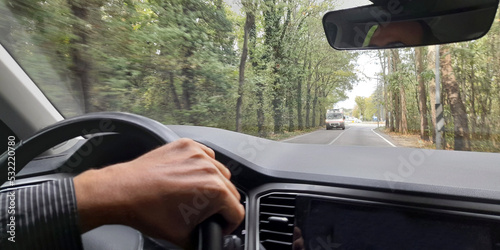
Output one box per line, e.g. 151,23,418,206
371,128,397,147
328,127,351,145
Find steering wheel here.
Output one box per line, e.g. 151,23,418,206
0,112,223,250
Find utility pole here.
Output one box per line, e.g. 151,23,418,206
435,45,444,149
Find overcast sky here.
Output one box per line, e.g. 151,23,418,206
334,0,378,110
336,53,380,110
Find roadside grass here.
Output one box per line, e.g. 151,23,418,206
375,126,435,149
267,127,323,141
376,126,500,152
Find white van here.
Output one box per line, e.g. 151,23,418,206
325,111,345,130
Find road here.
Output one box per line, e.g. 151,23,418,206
283,123,397,147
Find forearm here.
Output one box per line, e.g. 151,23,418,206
74,166,130,233
0,178,83,250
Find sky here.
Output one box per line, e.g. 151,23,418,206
336,0,372,10
335,53,380,109
330,0,378,110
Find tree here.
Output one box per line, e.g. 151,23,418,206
415,47,429,140
262,0,288,133
441,46,471,151
355,96,366,119
427,46,438,142
391,50,408,134
1,0,360,139
235,2,256,132
377,50,390,128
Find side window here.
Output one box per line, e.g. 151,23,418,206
0,119,19,154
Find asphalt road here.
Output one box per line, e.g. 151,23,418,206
283,123,397,147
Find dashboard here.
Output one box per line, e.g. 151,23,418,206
6,124,500,250
252,185,500,250
174,125,500,250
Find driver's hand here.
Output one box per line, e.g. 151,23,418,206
74,138,245,248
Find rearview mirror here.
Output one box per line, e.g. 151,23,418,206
323,0,499,50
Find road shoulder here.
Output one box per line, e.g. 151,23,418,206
374,126,435,149
271,127,324,141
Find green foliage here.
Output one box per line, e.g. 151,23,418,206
370,11,500,151
354,96,367,119
1,0,359,137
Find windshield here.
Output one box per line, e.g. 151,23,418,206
0,0,499,153
327,113,343,120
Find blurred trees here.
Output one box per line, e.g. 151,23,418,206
1,0,358,137
6,0,498,152
354,96,366,119
365,13,500,152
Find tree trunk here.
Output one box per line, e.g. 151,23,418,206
272,82,284,133
378,51,390,128
256,82,266,136
312,85,318,127
297,78,303,130
440,46,471,151
168,72,182,110
263,0,288,134
181,50,195,112
235,11,254,132
399,85,408,134
180,5,196,114
390,51,400,132
319,106,324,127
393,90,400,132
287,89,294,132
384,51,392,129
68,0,92,112
392,50,408,134
389,90,395,131
427,46,437,142
387,50,395,131
470,60,477,140
415,47,429,140
305,61,312,128
246,8,264,136
297,47,307,130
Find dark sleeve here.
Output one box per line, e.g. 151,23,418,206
0,178,83,250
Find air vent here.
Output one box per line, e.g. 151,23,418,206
259,193,297,250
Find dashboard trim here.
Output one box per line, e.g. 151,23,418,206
248,183,500,250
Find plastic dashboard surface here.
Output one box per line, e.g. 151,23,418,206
167,125,500,201
167,125,500,250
